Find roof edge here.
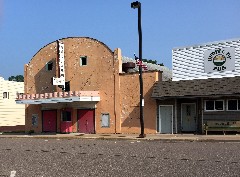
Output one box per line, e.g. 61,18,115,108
173,37,240,51
29,37,114,64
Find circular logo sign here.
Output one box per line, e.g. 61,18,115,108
213,54,226,66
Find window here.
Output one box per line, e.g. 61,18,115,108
101,113,110,127
80,56,87,66
65,81,70,92
205,100,224,111
205,100,214,110
3,92,9,99
46,61,53,71
32,114,38,126
215,100,224,110
227,99,240,111
186,105,191,116
62,110,71,121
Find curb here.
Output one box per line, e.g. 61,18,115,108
0,134,240,142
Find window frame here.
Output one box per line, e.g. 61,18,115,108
204,100,224,112
101,113,110,128
80,56,87,66
3,92,9,99
227,99,240,111
46,61,53,71
61,110,72,122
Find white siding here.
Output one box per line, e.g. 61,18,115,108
0,77,25,127
172,38,240,81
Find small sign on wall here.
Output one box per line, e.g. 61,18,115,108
32,114,38,126
204,47,235,73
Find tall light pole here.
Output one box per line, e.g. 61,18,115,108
131,1,145,138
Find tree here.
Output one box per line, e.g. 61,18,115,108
8,75,24,82
142,59,157,64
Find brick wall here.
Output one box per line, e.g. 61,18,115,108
120,71,160,134
25,37,119,133
24,37,161,134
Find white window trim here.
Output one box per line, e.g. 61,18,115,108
3,92,9,99
227,99,240,111
80,56,87,66
204,100,224,112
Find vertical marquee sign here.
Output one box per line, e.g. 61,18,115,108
53,40,65,90
204,47,235,73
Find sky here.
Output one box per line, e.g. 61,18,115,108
0,0,240,79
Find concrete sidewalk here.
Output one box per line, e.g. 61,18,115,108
1,133,240,142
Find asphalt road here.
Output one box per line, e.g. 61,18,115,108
0,138,239,177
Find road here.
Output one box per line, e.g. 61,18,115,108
0,138,239,177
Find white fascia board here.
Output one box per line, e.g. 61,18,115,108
92,97,100,101
79,97,92,101
15,100,42,104
71,96,100,102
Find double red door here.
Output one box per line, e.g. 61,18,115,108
78,109,95,134
42,110,57,132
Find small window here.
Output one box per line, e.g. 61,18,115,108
32,114,38,126
205,100,214,110
205,100,224,111
62,110,71,121
3,92,9,99
186,105,191,116
215,100,223,110
227,99,240,111
80,56,87,66
101,113,110,127
46,61,53,71
65,81,70,92
228,100,238,110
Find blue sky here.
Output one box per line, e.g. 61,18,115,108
0,0,240,79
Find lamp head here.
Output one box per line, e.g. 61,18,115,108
131,1,141,9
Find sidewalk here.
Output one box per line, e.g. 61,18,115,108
1,133,240,142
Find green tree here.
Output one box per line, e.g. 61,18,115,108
142,59,157,64
8,75,24,82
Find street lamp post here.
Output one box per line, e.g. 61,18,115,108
131,1,145,138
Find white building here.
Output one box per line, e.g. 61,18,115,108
172,38,240,81
0,77,25,132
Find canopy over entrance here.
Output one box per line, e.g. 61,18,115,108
16,91,100,104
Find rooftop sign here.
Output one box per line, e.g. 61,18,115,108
204,47,235,73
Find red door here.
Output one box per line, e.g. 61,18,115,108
42,110,57,132
78,109,95,133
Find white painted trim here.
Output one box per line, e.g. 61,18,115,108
226,99,240,111
204,100,225,112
